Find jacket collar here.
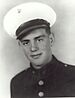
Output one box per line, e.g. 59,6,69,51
30,55,60,77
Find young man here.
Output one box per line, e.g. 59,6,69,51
3,2,75,98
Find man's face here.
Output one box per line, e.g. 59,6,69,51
20,28,53,69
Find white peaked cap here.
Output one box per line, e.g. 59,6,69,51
3,2,56,38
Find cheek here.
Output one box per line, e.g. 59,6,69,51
22,47,30,57
39,39,51,51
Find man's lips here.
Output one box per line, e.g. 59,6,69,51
30,53,42,59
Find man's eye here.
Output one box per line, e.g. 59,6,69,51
37,39,43,42
22,41,29,45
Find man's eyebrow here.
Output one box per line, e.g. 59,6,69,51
21,39,29,42
34,35,45,40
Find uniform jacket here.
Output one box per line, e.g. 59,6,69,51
11,56,75,98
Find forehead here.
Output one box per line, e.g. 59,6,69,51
21,28,48,40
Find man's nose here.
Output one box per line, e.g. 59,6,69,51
30,41,39,52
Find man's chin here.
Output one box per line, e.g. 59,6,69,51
31,61,44,69
32,65,43,69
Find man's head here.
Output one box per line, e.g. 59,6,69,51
17,19,54,69
3,2,56,69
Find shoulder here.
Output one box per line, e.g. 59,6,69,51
54,55,75,72
11,67,31,86
53,56,75,77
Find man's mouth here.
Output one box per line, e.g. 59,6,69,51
31,53,42,59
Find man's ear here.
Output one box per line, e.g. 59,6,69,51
18,40,23,48
49,33,54,46
18,40,21,46
18,40,25,52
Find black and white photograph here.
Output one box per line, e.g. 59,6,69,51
1,0,75,98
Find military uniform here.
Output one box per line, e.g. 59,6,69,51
11,56,75,98
3,2,75,98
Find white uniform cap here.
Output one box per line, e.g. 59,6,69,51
3,2,56,38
